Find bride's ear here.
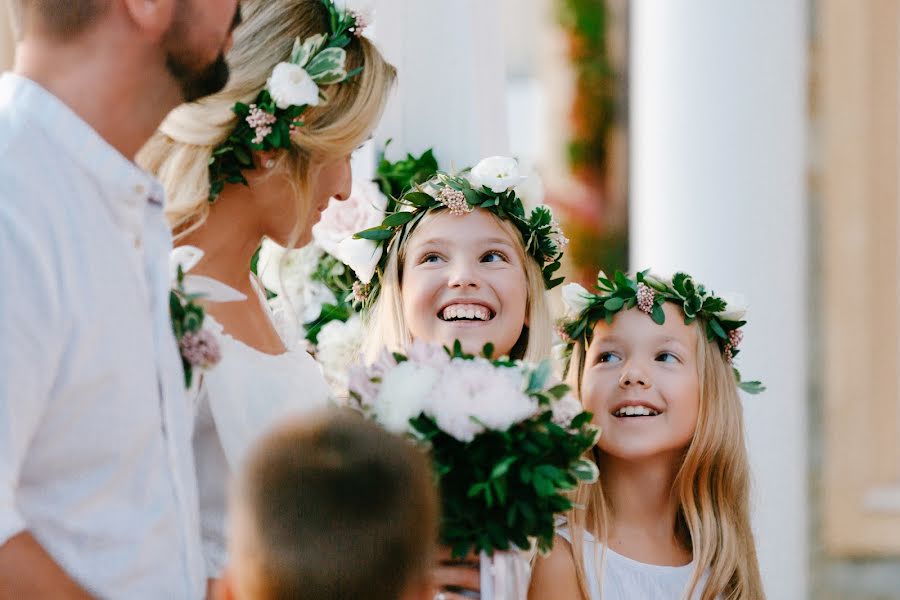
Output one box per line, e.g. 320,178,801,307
121,0,176,41
254,150,280,171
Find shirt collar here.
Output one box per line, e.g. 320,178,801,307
0,73,165,235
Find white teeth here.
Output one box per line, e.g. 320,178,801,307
615,405,659,417
441,304,491,321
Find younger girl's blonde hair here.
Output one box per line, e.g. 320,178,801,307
564,319,764,600
361,209,553,363
138,0,396,244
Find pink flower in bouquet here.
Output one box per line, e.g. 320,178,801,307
428,359,539,442
550,393,584,428
405,340,451,369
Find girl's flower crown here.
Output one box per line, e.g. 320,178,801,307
207,0,370,201
353,156,568,307
560,270,764,394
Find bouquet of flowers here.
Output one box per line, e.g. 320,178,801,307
349,340,599,596
256,147,438,397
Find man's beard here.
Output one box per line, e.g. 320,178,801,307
166,51,230,102
163,0,232,103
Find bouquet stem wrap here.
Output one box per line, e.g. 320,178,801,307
479,549,530,600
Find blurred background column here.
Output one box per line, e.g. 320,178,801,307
371,0,510,170
630,2,808,599
1,2,14,71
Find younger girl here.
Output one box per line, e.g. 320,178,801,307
356,156,568,598
530,271,764,600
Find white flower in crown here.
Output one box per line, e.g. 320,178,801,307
715,292,748,322
469,156,527,194
267,62,320,110
375,359,440,434
427,358,539,442
561,283,593,317
334,0,375,32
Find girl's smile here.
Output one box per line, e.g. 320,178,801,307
401,209,528,357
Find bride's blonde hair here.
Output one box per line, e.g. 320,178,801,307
563,320,764,600
138,0,396,243
360,209,554,363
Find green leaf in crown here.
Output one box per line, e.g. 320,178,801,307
559,269,765,395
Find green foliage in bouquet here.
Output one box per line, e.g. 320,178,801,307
398,343,598,558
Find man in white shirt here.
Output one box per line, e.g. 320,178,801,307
0,1,241,597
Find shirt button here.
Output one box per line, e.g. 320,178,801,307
133,236,142,249
134,183,146,196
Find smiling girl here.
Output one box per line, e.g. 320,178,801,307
355,156,568,598
529,271,764,600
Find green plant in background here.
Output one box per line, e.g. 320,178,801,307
374,142,439,201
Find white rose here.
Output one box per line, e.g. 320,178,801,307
258,239,335,322
562,283,593,317
267,62,320,110
316,315,364,400
715,292,748,322
374,361,439,434
550,393,584,428
469,156,527,194
312,180,388,257
334,236,383,285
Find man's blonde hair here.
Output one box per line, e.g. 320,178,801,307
230,410,438,600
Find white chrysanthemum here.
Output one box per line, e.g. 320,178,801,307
315,315,364,399
550,393,584,428
561,283,593,317
374,361,439,434
469,156,527,194
267,62,320,110
427,358,538,442
258,239,336,322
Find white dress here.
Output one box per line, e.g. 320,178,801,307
189,273,331,577
557,528,711,600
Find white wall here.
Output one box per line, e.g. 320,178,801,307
370,0,509,170
630,2,809,598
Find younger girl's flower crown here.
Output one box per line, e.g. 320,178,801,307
207,0,372,201
560,270,764,394
352,155,569,307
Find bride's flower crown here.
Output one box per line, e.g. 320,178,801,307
207,0,371,201
352,156,569,307
560,270,764,394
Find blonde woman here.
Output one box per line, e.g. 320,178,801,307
529,271,764,600
138,0,395,589
355,157,566,598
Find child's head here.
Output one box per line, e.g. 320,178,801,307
561,271,763,599
359,158,564,362
224,410,438,600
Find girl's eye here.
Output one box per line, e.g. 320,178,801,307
481,251,508,263
596,352,621,364
656,352,679,364
420,253,443,264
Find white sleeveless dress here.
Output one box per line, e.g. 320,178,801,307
557,528,711,600
185,265,331,577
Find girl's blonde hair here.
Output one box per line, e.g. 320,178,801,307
361,209,553,363
564,319,764,600
138,0,396,244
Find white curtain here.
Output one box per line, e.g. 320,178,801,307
371,0,510,171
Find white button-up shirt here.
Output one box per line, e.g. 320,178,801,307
0,73,205,598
